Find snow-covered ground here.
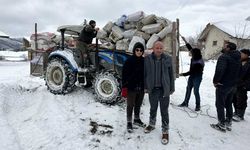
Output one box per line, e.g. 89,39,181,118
0,50,28,61
0,52,249,150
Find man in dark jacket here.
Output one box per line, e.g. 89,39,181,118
232,49,250,121
76,20,99,67
144,41,175,145
122,42,145,133
178,36,204,111
211,42,241,132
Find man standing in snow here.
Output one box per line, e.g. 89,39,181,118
144,41,175,144
232,49,250,121
211,41,241,132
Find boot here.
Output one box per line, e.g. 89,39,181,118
127,122,133,133
210,122,226,132
161,132,169,145
195,105,200,111
225,118,232,131
133,119,146,128
238,109,245,120
178,102,188,107
232,115,242,122
144,125,155,133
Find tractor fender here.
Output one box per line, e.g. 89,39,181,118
49,49,79,72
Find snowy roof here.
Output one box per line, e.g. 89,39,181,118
212,21,250,39
0,37,23,51
0,30,9,38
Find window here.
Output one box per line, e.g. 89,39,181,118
212,41,217,46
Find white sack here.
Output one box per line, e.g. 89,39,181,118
146,34,159,49
141,23,163,34
127,11,145,22
157,24,173,39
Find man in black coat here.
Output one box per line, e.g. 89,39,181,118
122,42,145,133
211,42,241,132
232,49,250,121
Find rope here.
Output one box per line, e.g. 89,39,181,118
170,102,217,120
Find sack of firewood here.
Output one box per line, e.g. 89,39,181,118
134,31,151,41
127,11,145,22
116,39,130,50
109,26,124,42
141,14,156,25
146,34,159,49
96,30,108,39
124,22,137,30
141,23,163,34
157,24,172,40
122,29,136,40
103,21,114,34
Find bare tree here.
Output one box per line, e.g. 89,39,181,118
234,20,250,49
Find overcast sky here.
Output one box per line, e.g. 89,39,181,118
0,0,249,38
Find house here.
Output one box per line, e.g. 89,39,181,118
0,30,9,38
0,30,25,51
198,21,250,60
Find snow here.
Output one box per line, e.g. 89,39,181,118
0,50,28,61
0,52,250,150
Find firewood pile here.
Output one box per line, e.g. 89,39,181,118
97,11,173,53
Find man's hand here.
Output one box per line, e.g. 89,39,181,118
95,27,99,31
181,36,187,44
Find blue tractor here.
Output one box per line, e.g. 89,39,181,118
45,25,132,104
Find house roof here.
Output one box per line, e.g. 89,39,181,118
214,21,250,39
199,21,250,40
0,30,9,38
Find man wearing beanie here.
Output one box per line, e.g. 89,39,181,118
76,20,99,67
122,42,146,133
232,49,250,121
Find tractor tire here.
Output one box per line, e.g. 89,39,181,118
93,71,121,104
45,57,76,94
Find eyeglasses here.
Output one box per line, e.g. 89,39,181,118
135,48,143,52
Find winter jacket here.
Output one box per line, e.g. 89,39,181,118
78,25,97,44
122,55,144,91
144,53,175,97
238,59,250,90
213,50,241,87
183,43,204,77
183,59,204,77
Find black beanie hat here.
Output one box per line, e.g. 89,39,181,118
133,42,144,55
240,49,250,56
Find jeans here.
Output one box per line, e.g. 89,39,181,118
148,88,170,133
215,86,235,124
127,90,144,122
183,75,202,106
